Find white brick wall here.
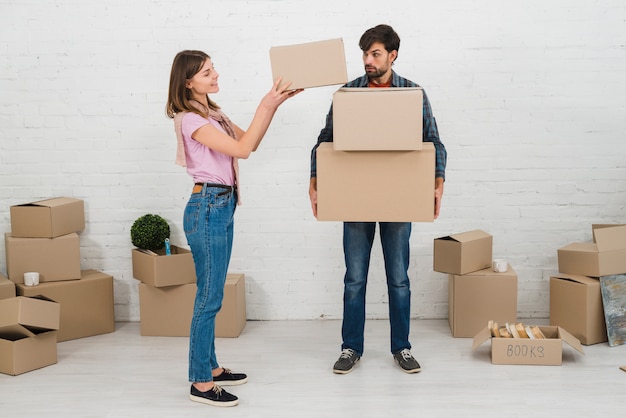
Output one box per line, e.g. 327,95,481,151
1,0,625,321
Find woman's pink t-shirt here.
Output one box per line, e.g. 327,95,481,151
181,112,235,185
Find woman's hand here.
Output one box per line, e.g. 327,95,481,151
260,77,303,111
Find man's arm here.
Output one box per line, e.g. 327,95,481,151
309,104,335,218
434,177,444,219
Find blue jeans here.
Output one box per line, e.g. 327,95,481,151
342,222,412,356
184,185,237,383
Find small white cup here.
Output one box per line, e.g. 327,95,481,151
492,259,508,273
24,272,40,286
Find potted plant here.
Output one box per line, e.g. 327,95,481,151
130,214,196,287
130,214,170,253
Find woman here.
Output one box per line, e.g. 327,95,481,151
166,50,301,407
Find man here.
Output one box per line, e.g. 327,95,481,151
309,24,447,374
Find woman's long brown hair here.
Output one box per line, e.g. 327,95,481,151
166,50,220,119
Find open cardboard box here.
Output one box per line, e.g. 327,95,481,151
434,230,493,275
557,225,626,277
472,324,584,365
0,296,60,375
132,245,196,287
10,197,84,238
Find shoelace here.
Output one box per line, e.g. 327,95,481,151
399,349,413,361
340,349,356,359
211,384,224,395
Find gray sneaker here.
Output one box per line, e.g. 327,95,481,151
393,349,421,373
333,348,360,374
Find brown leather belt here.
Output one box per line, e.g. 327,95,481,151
192,183,237,194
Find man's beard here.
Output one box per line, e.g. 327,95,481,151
365,65,387,80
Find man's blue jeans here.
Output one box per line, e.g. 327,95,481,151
184,185,236,383
341,221,412,356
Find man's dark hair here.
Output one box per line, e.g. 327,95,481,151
359,24,400,60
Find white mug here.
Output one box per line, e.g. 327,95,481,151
492,259,508,273
24,272,40,286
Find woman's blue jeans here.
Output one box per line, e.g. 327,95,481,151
184,185,236,383
342,221,412,357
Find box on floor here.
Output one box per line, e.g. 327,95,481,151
557,225,626,277
316,142,435,222
434,230,493,275
0,296,60,376
17,270,115,342
139,273,246,338
332,87,423,151
550,274,607,345
448,266,518,338
472,324,584,365
10,197,84,238
0,274,16,299
5,232,81,283
132,245,196,287
269,38,347,90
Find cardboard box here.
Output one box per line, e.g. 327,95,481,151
549,274,607,345
17,270,115,342
448,267,518,337
132,245,196,287
333,87,423,151
270,38,347,90
0,296,60,375
0,295,61,332
316,142,435,222
557,225,626,277
0,274,16,300
10,197,84,238
472,325,584,365
434,230,493,275
139,273,246,337
139,282,195,337
215,274,247,338
5,232,81,283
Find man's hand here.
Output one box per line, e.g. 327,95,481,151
434,177,444,219
309,177,318,218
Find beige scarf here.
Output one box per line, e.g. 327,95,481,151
174,103,241,204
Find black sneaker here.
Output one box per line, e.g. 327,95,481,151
393,349,421,373
333,348,360,374
189,384,238,407
213,368,248,386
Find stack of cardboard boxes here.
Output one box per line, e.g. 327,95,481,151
316,88,435,222
433,230,518,338
2,197,115,375
132,246,247,338
552,224,626,345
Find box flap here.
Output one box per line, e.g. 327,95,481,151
558,242,598,253
0,323,36,340
593,225,626,252
448,229,491,243
472,326,492,350
337,87,423,93
558,326,585,355
33,197,79,208
550,274,599,287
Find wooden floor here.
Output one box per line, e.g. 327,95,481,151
1,319,624,417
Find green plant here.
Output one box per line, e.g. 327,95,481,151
130,214,170,251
